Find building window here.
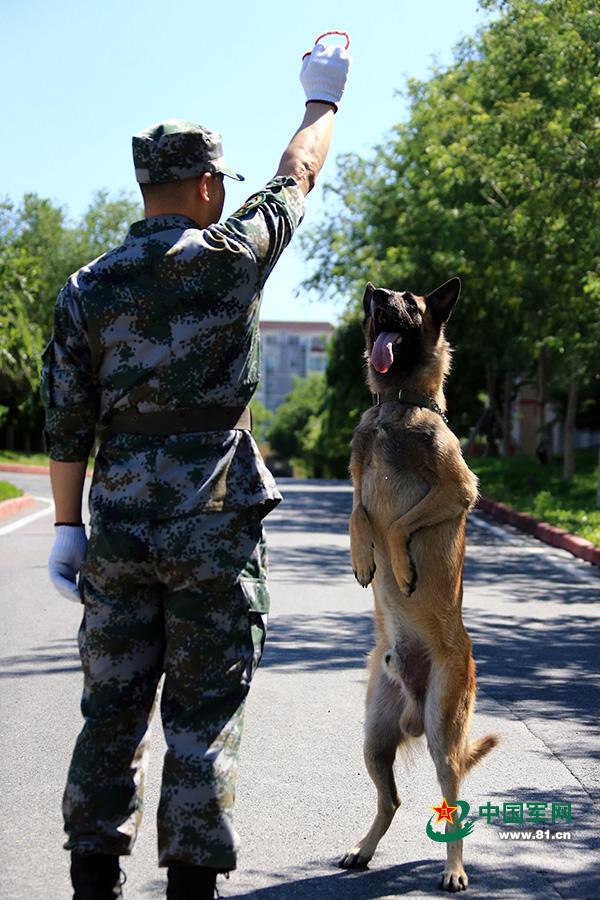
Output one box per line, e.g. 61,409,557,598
308,355,326,372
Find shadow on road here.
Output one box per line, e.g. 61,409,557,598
270,484,352,536
141,854,594,898
269,544,352,582
464,527,599,734
261,513,599,759
467,607,600,732
0,638,79,679
466,520,600,605
261,612,373,672
261,600,600,744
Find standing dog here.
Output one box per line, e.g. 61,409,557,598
340,278,498,892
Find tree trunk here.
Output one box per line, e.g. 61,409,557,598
464,408,487,456
537,347,547,452
502,371,512,456
484,365,499,456
562,378,578,481
596,443,600,508
5,420,15,451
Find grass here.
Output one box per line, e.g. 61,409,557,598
467,447,600,546
0,480,23,502
0,449,50,466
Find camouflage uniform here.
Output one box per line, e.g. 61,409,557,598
41,120,304,870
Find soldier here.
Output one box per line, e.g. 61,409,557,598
42,38,351,900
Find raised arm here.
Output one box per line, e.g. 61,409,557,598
276,40,351,195
276,103,335,196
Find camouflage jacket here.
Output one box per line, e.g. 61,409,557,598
41,176,304,520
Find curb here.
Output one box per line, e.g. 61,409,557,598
0,462,93,477
477,495,600,567
0,493,35,520
0,462,51,475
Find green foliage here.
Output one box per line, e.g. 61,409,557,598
300,0,600,476
0,190,141,448
0,450,50,466
267,373,327,476
0,480,22,502
265,321,372,478
317,315,371,477
0,242,43,409
469,448,600,545
79,190,141,260
249,397,273,443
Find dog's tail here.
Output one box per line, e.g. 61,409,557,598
463,734,499,772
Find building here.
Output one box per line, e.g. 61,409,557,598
256,321,335,411
512,382,599,456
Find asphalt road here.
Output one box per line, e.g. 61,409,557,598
1,474,599,900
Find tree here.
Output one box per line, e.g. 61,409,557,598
77,190,142,264
473,0,600,477
316,315,371,478
249,397,273,444
300,0,600,477
0,243,43,447
267,373,327,476
0,191,141,449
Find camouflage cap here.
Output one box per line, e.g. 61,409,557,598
132,119,244,184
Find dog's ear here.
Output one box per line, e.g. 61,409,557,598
363,282,375,318
426,277,461,327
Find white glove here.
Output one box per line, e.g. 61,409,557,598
48,525,87,602
300,42,351,108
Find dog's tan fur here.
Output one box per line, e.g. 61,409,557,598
340,279,498,892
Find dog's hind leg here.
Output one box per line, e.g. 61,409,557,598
424,657,476,892
339,661,409,869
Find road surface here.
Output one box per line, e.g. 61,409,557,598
1,473,598,899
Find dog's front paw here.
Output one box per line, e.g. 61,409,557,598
338,845,372,869
392,546,417,595
350,506,376,587
352,553,376,588
387,525,418,595
439,866,468,892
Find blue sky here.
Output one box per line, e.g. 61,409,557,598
2,0,489,322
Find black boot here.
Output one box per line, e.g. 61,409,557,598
71,853,124,899
166,864,218,900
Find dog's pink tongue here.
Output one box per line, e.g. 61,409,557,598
371,331,401,374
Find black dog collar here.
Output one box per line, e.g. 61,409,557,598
373,389,448,424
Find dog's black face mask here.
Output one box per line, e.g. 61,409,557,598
363,284,424,375
362,278,461,376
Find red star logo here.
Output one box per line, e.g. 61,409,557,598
432,799,458,825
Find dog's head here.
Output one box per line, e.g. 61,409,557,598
362,277,461,387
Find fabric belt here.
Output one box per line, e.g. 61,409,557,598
100,406,252,439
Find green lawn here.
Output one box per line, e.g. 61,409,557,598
467,448,600,546
0,450,50,466
0,480,23,502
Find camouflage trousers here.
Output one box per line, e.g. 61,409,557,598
63,507,269,871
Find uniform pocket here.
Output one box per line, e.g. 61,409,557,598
240,579,269,681
238,512,270,678
238,517,270,608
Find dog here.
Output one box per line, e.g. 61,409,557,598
340,278,498,892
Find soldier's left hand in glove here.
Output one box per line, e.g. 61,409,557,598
48,525,87,602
